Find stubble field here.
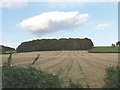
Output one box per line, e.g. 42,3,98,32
2,51,118,87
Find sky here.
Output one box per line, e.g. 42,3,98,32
0,0,118,48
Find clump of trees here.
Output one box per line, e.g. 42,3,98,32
116,41,120,46
0,45,15,54
111,41,120,47
111,44,116,47
16,38,94,52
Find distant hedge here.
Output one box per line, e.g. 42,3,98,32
16,38,94,52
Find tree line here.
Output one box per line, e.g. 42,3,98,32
111,41,120,47
0,45,15,54
16,38,94,52
116,41,120,46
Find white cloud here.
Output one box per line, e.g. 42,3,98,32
95,24,110,30
1,0,29,8
18,11,89,36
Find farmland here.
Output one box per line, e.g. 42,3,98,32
88,46,120,53
2,51,118,87
4,51,16,54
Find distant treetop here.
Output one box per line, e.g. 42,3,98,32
0,45,15,54
16,38,94,52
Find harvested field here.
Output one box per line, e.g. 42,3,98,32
2,51,118,88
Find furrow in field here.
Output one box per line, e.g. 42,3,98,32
74,51,104,75
47,51,61,56
77,51,117,66
82,53,118,65
44,51,74,74
53,51,66,57
53,51,64,56
63,51,85,81
86,52,118,57
41,51,69,72
74,51,105,86
94,54,118,61
86,53,118,59
62,58,73,75
43,51,59,56
62,52,75,78
35,51,65,65
75,58,84,74
13,51,64,66
42,57,68,72
65,51,78,72
2,52,43,63
73,51,84,74
75,51,105,72
89,56,117,65
67,59,74,72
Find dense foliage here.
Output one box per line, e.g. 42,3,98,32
2,65,61,88
0,45,15,54
17,38,94,52
116,41,120,46
104,65,119,88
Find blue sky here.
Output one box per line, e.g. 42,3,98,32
1,2,118,48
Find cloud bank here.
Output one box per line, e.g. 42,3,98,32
1,0,28,8
19,11,89,36
95,24,110,30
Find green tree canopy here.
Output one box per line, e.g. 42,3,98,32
17,38,94,52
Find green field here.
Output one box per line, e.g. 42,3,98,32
5,51,16,54
88,46,120,53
